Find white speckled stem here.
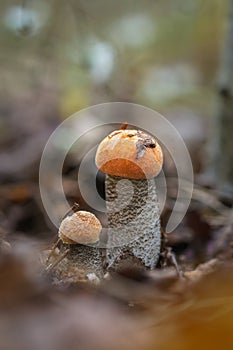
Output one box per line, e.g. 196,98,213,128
55,244,104,281
106,175,161,269
69,244,104,277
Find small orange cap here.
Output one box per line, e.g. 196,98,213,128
95,129,163,179
58,211,102,244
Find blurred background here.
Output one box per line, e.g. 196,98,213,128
1,1,233,350
0,0,231,239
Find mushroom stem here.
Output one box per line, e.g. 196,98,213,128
50,243,104,281
66,243,104,278
105,174,161,270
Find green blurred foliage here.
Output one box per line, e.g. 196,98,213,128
0,0,228,117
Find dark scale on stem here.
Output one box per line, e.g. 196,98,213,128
48,242,104,282
106,175,161,270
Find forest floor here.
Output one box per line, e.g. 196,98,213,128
0,176,232,350
0,98,232,350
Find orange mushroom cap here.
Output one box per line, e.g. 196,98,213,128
95,129,163,179
58,211,102,244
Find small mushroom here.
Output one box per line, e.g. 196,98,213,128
47,211,104,281
95,128,163,270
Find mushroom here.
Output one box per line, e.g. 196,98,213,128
47,210,104,281
95,127,163,270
